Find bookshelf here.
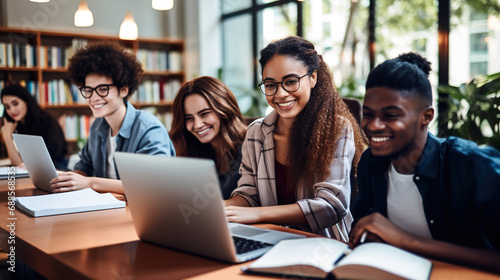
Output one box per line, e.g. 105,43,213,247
0,27,184,155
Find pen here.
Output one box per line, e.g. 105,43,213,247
360,231,367,244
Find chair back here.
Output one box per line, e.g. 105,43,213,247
342,97,363,210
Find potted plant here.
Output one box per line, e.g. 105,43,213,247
438,72,500,150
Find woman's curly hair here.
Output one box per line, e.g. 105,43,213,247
259,36,368,182
67,41,143,100
170,76,247,173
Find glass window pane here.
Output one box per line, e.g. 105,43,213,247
257,2,298,69
470,9,488,21
470,62,488,78
302,0,369,97
221,0,251,14
470,32,488,54
222,15,255,114
450,1,500,85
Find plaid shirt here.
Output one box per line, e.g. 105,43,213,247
231,110,355,241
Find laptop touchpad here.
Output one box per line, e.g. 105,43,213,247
230,225,268,237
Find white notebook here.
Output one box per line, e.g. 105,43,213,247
0,166,29,180
15,188,126,217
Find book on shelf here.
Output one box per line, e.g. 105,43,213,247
159,111,173,131
40,79,85,105
12,44,20,67
132,79,180,103
6,43,13,67
39,45,76,69
243,237,432,280
0,42,5,67
139,107,172,131
17,80,38,99
39,45,45,68
0,43,37,68
137,49,170,72
59,113,94,141
15,188,126,217
168,51,182,72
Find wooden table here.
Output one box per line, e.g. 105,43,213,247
0,178,499,280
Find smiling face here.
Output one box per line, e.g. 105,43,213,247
362,86,433,163
262,55,316,121
84,73,127,120
183,94,221,145
2,96,28,123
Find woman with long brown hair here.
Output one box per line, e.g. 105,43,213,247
170,76,247,199
1,84,68,170
225,36,367,241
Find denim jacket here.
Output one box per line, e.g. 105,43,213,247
352,133,500,251
74,102,175,178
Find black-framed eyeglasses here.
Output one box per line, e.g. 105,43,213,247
79,84,116,99
258,71,312,96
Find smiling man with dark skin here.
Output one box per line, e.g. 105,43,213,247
350,53,500,272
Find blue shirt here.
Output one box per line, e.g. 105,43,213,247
352,133,500,251
74,102,175,178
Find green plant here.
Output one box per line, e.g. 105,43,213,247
337,75,365,100
438,72,500,150
235,86,269,117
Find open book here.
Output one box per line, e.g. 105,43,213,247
15,188,126,217
243,237,432,280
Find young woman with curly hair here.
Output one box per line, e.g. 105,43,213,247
1,84,68,170
225,36,367,241
170,76,247,199
49,42,175,194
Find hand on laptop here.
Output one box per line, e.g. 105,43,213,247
50,171,92,193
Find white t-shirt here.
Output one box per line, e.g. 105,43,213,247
387,163,432,239
107,130,118,179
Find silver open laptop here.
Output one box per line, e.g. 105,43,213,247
114,152,305,263
12,134,58,192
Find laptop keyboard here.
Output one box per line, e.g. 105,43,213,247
233,236,273,255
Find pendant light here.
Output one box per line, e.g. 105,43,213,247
119,12,138,40
152,0,174,11
30,0,50,2
74,0,94,27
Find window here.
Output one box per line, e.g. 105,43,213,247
221,0,251,14
220,0,300,116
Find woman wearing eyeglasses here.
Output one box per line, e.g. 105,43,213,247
225,36,367,241
49,42,175,194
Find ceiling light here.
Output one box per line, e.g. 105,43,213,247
119,12,138,40
74,0,94,27
152,0,174,11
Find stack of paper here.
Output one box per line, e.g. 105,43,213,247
15,188,126,217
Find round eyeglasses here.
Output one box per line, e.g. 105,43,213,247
258,72,312,96
79,84,116,99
